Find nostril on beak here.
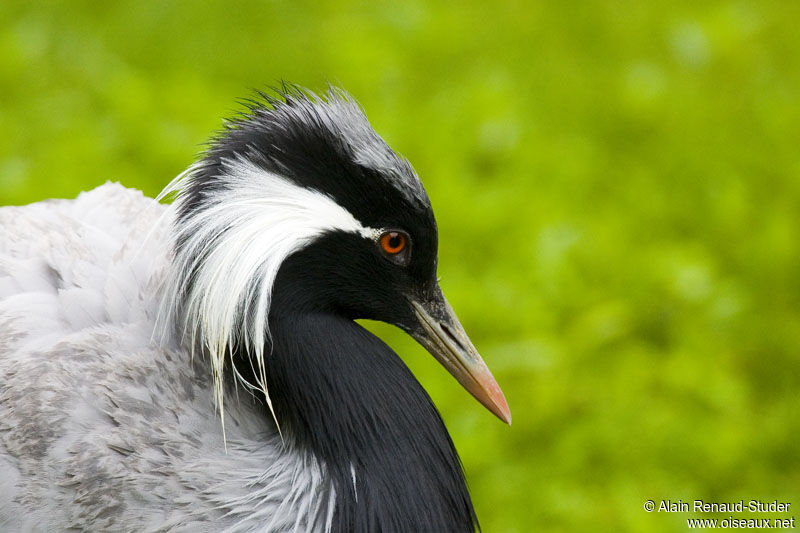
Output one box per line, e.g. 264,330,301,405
439,322,467,353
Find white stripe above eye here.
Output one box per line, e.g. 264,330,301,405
157,157,379,435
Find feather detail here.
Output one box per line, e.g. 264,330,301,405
157,158,378,439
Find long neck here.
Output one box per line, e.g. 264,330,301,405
257,312,477,532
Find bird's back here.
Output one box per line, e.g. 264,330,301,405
0,184,330,531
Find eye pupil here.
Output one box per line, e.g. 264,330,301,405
389,235,402,249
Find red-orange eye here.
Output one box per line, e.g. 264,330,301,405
380,231,407,255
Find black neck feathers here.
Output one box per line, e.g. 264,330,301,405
260,312,477,532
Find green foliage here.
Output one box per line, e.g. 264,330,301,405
2,2,798,530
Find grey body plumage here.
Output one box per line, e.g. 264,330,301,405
0,185,331,531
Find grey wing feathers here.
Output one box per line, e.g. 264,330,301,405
0,183,331,532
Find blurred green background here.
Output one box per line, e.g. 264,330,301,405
2,1,799,531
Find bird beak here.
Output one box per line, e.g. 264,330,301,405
409,289,511,425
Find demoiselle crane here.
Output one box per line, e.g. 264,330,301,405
0,86,510,531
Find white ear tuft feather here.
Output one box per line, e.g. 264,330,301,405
156,157,376,436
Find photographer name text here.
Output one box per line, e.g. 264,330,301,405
658,500,791,514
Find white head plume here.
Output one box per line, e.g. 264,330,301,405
157,156,377,435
